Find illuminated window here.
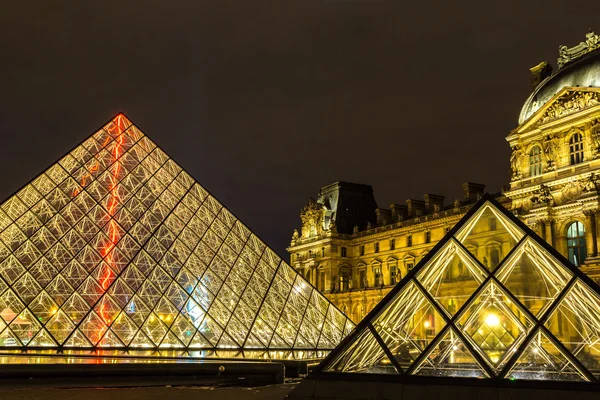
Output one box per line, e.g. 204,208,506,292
390,238,395,250
341,247,347,257
407,235,412,247
389,263,398,285
489,217,497,231
374,242,379,253
406,261,414,271
339,273,350,291
569,133,584,165
425,231,431,243
529,145,542,176
374,266,382,287
567,221,586,266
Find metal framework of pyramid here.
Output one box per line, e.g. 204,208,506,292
314,195,600,383
0,113,353,355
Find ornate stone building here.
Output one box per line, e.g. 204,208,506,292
288,32,600,324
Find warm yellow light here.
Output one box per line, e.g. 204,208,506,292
491,356,499,363
484,313,500,327
423,321,430,328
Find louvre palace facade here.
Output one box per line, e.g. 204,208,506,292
288,31,600,324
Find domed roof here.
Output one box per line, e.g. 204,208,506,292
519,39,600,124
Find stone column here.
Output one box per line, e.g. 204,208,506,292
542,219,554,247
583,210,598,258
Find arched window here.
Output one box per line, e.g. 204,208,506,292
569,133,584,165
567,222,587,266
529,146,542,176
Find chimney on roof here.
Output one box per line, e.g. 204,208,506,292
462,182,486,202
390,204,407,222
530,61,553,90
406,199,425,218
423,194,445,213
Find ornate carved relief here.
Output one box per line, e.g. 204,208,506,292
539,91,600,125
561,180,583,203
582,172,599,193
557,31,600,69
530,184,554,206
300,197,326,239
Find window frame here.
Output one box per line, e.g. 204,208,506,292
569,132,584,165
529,145,543,176
567,221,587,266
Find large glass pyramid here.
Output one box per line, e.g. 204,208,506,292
316,195,600,382
0,113,353,355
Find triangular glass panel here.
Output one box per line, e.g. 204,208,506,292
159,330,185,348
45,310,75,344
507,328,588,382
129,330,154,348
28,328,57,347
0,326,22,346
98,329,125,347
10,309,42,346
110,311,139,346
64,329,92,347
417,239,487,317
0,113,353,357
323,326,398,374
495,238,572,317
545,280,600,377
412,327,489,378
371,281,446,371
457,281,534,372
454,201,524,270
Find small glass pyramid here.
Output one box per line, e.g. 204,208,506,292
316,195,600,382
0,113,354,355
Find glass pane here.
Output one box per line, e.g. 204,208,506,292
545,280,600,377
454,202,524,270
507,329,588,382
323,326,398,374
372,281,446,370
496,238,572,317
412,328,489,378
457,281,534,372
417,239,487,317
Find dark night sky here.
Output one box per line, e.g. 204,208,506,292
2,1,600,258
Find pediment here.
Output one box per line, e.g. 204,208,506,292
515,87,600,133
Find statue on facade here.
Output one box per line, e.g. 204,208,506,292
328,218,337,233
453,198,461,211
291,229,299,243
543,135,558,171
591,121,600,158
530,184,554,206
353,225,359,234
583,173,599,193
510,145,523,179
300,197,325,238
